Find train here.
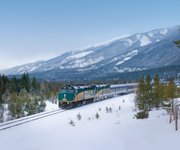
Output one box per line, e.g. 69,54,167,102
58,83,137,108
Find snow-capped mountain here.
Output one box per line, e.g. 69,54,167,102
1,25,180,80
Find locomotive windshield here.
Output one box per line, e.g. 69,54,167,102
61,86,75,93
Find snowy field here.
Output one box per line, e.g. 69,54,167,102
0,93,180,150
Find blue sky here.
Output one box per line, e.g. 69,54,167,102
0,0,180,69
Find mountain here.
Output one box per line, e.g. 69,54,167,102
1,25,180,81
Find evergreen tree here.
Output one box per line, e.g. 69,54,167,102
136,77,146,110
26,99,37,115
0,75,9,104
77,113,82,120
9,93,20,118
9,89,29,118
9,76,18,93
167,79,177,99
31,76,38,93
20,73,30,92
153,75,161,108
136,75,159,111
95,112,100,119
144,75,153,110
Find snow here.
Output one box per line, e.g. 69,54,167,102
45,100,59,111
39,51,94,70
148,32,154,37
61,56,104,69
140,35,152,47
114,67,145,73
128,49,138,54
160,29,168,35
148,28,168,37
135,34,141,40
2,104,9,122
60,51,93,64
52,51,104,69
122,38,133,46
71,51,93,59
77,34,131,51
0,93,180,150
71,57,104,68
116,57,132,65
13,61,45,74
29,66,39,72
116,49,138,65
17,67,24,72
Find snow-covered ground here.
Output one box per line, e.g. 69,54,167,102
0,94,180,150
45,100,59,111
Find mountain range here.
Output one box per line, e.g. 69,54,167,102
1,25,180,81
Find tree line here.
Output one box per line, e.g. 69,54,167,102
175,40,180,48
0,74,62,122
136,74,177,112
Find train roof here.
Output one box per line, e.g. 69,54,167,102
73,84,109,89
62,84,110,90
73,85,94,90
61,83,136,91
110,83,137,88
95,84,110,88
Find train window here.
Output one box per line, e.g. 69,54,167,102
61,88,74,93
67,89,75,93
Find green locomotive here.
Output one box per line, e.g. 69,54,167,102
58,84,111,108
58,83,137,108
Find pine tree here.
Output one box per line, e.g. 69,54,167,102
9,76,18,93
95,112,100,119
77,113,82,120
144,75,153,110
69,120,75,126
9,93,21,118
26,101,37,115
31,76,38,93
136,77,146,110
9,89,29,118
153,75,161,108
0,75,9,104
20,73,30,92
167,79,176,99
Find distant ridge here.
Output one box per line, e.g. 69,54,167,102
1,25,180,81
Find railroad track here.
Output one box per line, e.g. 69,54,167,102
0,109,66,131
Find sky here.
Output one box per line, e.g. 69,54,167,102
0,0,180,70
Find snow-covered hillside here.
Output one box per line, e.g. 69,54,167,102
0,94,179,150
1,25,180,81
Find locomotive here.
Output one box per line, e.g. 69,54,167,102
58,83,137,108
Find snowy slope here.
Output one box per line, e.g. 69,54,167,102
0,94,180,150
1,25,180,79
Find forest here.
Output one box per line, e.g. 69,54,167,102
135,74,180,118
0,74,62,122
